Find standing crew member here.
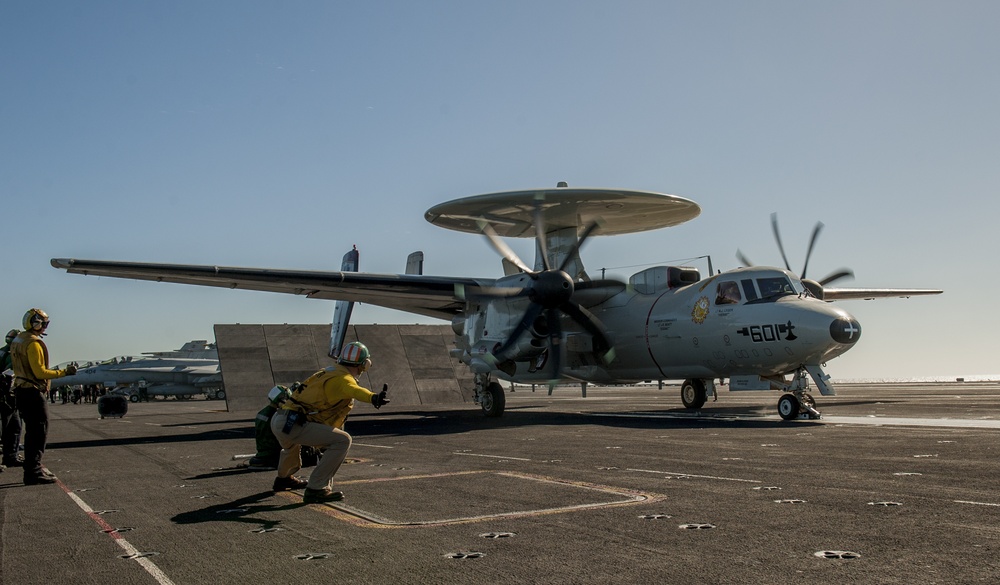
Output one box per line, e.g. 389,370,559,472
9,309,76,485
1,329,24,468
270,341,389,503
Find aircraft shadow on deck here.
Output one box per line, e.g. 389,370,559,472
343,406,822,439
47,425,254,450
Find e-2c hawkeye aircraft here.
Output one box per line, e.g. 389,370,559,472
51,185,940,420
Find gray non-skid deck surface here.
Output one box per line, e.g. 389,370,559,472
3,382,999,584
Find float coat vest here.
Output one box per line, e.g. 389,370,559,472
10,331,63,392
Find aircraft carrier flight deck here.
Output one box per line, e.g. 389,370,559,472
3,382,999,584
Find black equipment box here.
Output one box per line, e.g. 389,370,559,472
97,395,129,419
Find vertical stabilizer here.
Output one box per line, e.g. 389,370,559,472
405,251,424,275
329,246,360,359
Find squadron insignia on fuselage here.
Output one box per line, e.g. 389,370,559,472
691,296,710,324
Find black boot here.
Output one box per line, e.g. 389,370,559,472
24,474,56,485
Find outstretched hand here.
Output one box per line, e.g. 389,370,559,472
372,384,390,409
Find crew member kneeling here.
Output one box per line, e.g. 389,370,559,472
270,341,389,503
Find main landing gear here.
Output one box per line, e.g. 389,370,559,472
474,373,505,418
681,379,708,409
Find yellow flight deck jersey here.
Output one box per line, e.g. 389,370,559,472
10,331,70,392
282,364,376,429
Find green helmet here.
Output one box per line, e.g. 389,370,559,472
338,341,371,367
5,329,19,344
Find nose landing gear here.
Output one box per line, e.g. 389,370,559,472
777,392,820,420
777,365,833,420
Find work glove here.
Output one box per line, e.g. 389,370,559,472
65,364,78,376
371,384,390,409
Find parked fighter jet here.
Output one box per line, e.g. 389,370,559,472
52,341,224,402
51,184,940,419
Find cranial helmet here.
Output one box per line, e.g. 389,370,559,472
5,329,19,344
22,308,50,332
338,341,371,370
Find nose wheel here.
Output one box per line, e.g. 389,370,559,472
777,392,820,420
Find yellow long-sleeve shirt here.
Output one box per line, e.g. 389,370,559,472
10,332,69,392
281,364,375,429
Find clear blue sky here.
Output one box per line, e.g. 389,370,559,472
2,1,996,380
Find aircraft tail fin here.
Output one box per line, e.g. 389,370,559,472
501,258,523,276
405,251,424,275
329,246,360,359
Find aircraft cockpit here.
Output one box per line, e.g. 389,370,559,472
714,271,806,306
100,356,136,365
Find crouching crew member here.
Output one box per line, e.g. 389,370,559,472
9,309,77,485
270,341,389,503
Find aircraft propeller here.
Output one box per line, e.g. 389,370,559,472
471,199,619,381
737,213,854,300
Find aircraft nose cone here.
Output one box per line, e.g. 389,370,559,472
830,317,862,344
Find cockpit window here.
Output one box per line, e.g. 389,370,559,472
715,281,741,305
756,276,795,298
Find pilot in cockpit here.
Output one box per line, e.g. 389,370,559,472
716,281,741,305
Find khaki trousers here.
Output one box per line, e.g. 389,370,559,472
270,411,352,490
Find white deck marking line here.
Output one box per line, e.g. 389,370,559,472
627,468,761,483
452,452,532,461
353,442,394,449
583,412,743,422
305,471,658,527
584,411,1000,429
59,477,177,585
822,416,1000,429
955,500,1000,507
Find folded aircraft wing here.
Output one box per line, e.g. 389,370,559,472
51,258,481,321
822,287,942,301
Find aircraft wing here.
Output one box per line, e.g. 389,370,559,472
822,287,943,301
51,258,482,321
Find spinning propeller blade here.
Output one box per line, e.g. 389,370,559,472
472,187,619,380
770,213,792,272
740,213,855,300
477,220,533,274
818,268,854,286
801,221,823,279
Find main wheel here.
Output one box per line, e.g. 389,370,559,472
681,379,707,409
481,381,506,418
777,394,800,420
129,394,140,403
